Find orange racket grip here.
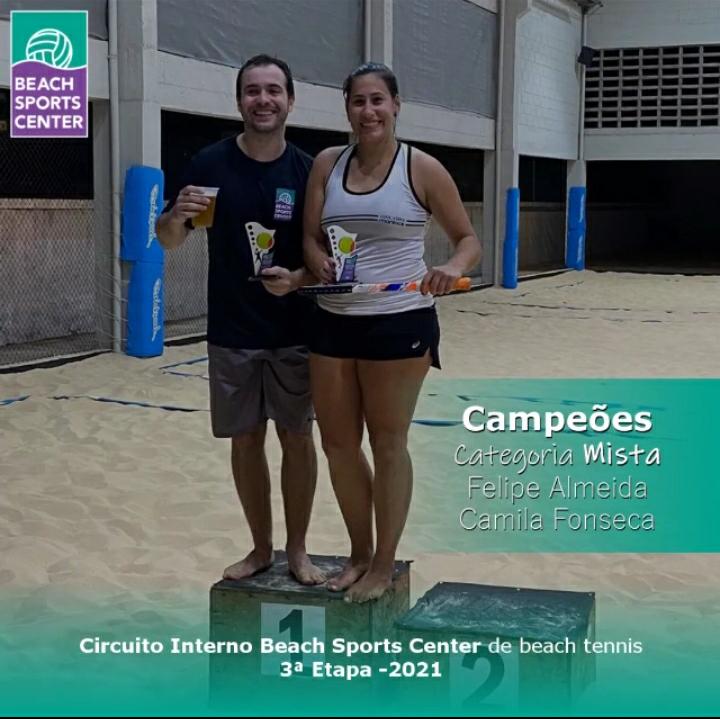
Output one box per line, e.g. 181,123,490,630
454,277,472,291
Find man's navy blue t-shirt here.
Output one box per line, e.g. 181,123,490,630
165,137,313,349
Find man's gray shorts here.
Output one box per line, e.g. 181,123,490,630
207,344,313,437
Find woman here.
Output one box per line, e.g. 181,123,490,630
304,63,481,603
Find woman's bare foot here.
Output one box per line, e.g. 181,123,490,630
222,549,274,580
327,559,371,592
344,568,392,602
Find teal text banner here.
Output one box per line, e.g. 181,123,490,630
1,594,716,717
408,379,720,552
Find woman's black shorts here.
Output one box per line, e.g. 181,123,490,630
309,306,441,369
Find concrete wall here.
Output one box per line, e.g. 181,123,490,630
585,0,720,161
156,50,496,148
587,0,720,49
516,0,582,159
585,130,720,161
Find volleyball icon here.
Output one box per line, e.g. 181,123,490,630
25,28,73,69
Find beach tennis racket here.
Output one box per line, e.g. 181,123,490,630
298,277,472,295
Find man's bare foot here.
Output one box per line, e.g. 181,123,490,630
223,549,274,580
344,569,393,603
287,548,326,585
327,559,371,592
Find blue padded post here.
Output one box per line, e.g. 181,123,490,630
502,187,520,289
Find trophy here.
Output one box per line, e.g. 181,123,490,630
326,224,358,283
245,221,276,280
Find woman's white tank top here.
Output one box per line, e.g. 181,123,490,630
319,142,433,315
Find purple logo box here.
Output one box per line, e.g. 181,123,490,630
11,61,88,138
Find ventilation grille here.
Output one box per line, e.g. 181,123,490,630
585,45,720,129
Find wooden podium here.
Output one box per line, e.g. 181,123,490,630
209,552,410,702
393,581,596,712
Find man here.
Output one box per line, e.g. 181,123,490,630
157,55,324,585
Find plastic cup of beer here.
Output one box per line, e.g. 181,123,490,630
192,187,219,228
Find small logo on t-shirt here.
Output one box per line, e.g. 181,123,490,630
274,188,295,221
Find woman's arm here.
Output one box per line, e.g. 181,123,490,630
303,147,344,284
411,149,482,295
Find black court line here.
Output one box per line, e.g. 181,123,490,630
52,395,209,413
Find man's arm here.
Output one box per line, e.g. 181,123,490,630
156,185,210,250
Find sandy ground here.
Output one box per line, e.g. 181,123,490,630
1,270,719,689
439,270,720,378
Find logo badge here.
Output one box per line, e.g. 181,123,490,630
11,10,88,138
273,188,295,221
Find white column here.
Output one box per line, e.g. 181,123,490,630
365,0,393,66
117,0,161,173
486,0,528,284
92,101,113,348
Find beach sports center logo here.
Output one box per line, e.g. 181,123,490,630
273,188,295,221
10,10,88,138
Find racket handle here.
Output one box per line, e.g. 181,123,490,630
454,277,472,291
